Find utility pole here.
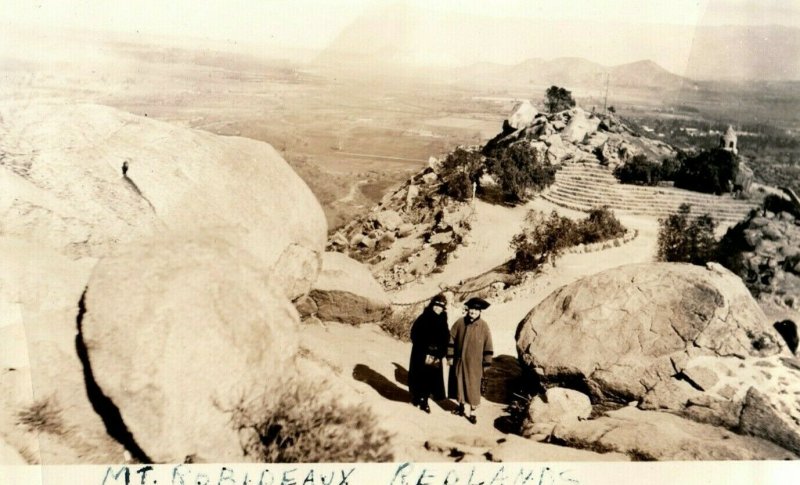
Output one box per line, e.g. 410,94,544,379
603,72,610,113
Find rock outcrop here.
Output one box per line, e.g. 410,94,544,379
719,208,800,325
507,100,538,130
0,102,326,299
0,102,328,463
81,236,300,463
516,262,800,454
306,252,391,324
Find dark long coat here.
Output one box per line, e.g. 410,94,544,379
448,316,493,406
408,307,450,401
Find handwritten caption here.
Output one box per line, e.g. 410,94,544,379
99,463,580,485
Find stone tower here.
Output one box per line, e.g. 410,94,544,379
721,125,738,155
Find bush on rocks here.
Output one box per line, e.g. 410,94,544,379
229,377,394,462
484,142,557,204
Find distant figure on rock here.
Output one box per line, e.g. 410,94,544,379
447,297,493,424
774,320,798,354
408,294,450,413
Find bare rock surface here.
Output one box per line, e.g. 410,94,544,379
524,388,592,439
551,406,796,460
0,239,124,464
310,252,391,324
507,100,538,130
81,235,300,463
0,101,326,299
561,108,601,143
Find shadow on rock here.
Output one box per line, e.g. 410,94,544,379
392,362,409,386
353,364,411,403
483,355,523,404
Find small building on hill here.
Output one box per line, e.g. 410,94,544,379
721,125,738,155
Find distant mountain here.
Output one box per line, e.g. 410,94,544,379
457,57,692,91
685,25,800,81
315,3,800,82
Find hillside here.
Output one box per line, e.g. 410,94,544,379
3,99,799,465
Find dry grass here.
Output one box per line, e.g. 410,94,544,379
228,377,394,462
17,397,66,436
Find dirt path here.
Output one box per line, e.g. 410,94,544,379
390,199,533,304
300,322,626,462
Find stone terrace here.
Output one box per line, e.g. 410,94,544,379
541,161,760,226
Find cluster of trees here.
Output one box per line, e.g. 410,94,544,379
511,207,626,272
613,154,679,186
438,143,556,205
614,149,739,195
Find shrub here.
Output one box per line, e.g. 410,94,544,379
485,142,556,204
578,207,627,244
545,86,576,113
381,304,423,342
673,148,739,195
438,148,483,201
510,207,625,272
613,155,662,186
657,204,718,264
229,377,394,462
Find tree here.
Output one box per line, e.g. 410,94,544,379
657,204,718,265
545,86,576,113
485,142,556,203
438,148,483,201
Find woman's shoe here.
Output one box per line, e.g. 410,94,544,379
421,403,431,414
467,415,477,424
452,403,465,416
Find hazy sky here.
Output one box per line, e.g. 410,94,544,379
3,0,799,49
0,0,800,74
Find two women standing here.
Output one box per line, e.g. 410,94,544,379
408,295,493,424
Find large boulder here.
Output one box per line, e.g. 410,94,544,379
0,102,326,299
562,109,601,144
507,101,538,130
309,252,391,324
516,262,800,454
81,235,300,463
517,263,785,403
551,406,795,460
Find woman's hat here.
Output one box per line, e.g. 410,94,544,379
431,293,447,306
464,297,490,310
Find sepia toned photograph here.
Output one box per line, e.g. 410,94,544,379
1,0,800,477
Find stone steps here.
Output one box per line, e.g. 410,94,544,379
543,162,759,224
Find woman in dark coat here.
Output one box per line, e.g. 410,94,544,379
408,293,450,413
